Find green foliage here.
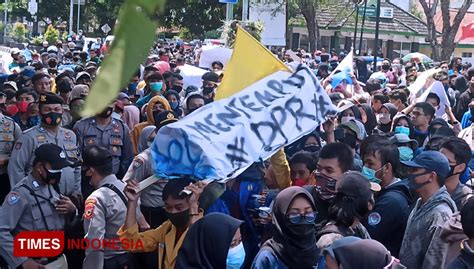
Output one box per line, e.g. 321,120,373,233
44,25,59,45
30,36,44,46
410,3,424,20
81,0,164,117
159,0,225,39
222,20,264,47
11,22,27,42
178,28,193,40
204,29,222,39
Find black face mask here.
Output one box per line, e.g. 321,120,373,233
203,98,213,104
172,85,183,93
97,107,113,118
187,108,198,115
303,145,320,153
447,164,463,178
166,209,190,228
41,112,63,126
286,221,315,240
339,132,357,149
382,64,390,71
43,165,62,184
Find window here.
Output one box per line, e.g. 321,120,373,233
462,52,473,58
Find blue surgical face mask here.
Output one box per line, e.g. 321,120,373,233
150,82,163,93
398,146,414,161
394,126,410,136
362,166,383,184
170,101,179,110
226,242,246,269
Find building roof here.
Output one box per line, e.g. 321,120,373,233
290,1,429,37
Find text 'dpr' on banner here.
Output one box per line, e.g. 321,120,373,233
151,64,338,181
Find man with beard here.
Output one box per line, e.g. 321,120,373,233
304,142,354,227
8,93,81,199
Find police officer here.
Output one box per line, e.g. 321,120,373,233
74,103,133,180
0,92,21,203
0,144,77,269
8,93,81,199
81,145,134,269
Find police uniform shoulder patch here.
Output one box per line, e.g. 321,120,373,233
7,192,20,205
15,142,22,150
84,197,97,220
368,212,381,226
36,135,46,141
32,180,40,190
133,157,144,170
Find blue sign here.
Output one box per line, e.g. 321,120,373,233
219,0,238,3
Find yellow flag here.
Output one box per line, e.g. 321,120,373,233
216,26,291,100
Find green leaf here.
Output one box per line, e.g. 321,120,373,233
81,0,164,117
130,0,165,14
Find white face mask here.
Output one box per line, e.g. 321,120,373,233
341,116,355,124
376,113,391,124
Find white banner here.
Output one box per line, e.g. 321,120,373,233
151,65,338,180
198,45,233,69
178,64,208,89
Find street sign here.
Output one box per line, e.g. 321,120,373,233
358,6,376,17
28,0,38,15
219,0,238,3
101,24,111,34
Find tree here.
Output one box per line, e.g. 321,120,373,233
158,0,225,39
44,25,60,44
419,0,472,61
293,0,320,52
11,22,27,42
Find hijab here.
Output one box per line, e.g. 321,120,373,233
377,103,398,133
324,237,396,269
262,186,319,269
137,125,155,153
175,212,243,269
122,105,140,130
359,104,377,135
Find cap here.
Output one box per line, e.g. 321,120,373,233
76,71,91,81
4,81,18,92
31,72,51,84
340,119,367,141
447,70,457,78
401,150,450,178
336,171,381,198
154,110,179,131
430,126,454,140
39,93,64,105
34,143,71,170
201,72,219,83
390,133,418,149
85,61,98,69
47,46,58,53
185,86,199,97
82,145,113,167
10,48,20,55
117,92,130,101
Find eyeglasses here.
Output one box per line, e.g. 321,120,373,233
287,212,317,224
410,111,426,117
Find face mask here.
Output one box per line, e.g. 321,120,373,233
97,107,113,118
292,178,306,187
398,146,414,161
339,132,357,149
43,165,62,183
443,84,449,92
303,145,320,153
17,100,29,113
166,209,190,228
362,166,383,184
394,126,410,136
376,113,391,125
407,172,431,190
203,86,215,94
172,85,183,92
170,101,179,110
128,82,138,92
150,82,163,93
382,64,390,71
447,164,462,178
41,112,62,125
204,98,213,104
340,116,355,124
226,242,246,269
314,172,337,201
315,56,321,62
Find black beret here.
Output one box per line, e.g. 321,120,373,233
39,93,64,105
201,72,219,83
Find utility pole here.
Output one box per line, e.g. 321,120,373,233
353,4,359,51
77,0,80,33
4,0,7,39
373,0,381,71
69,0,73,34
358,0,368,55
242,0,249,21
226,3,233,21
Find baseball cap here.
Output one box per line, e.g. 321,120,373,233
401,150,450,178
76,71,91,81
34,144,72,170
340,119,367,141
336,171,381,197
117,92,130,101
154,110,179,131
10,48,21,55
